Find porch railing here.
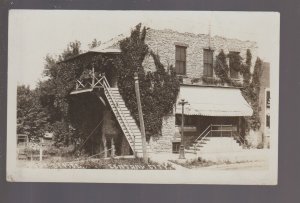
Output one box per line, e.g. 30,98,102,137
194,124,246,148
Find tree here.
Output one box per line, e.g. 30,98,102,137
37,40,110,149
17,85,49,141
88,38,101,49
37,41,83,146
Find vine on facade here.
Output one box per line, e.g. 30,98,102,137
116,24,180,139
241,57,263,131
210,49,262,131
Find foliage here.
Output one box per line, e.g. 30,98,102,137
45,158,174,170
170,158,215,169
116,23,180,138
208,49,262,131
241,57,263,130
241,49,252,85
35,38,121,152
88,38,101,49
227,51,243,72
213,50,230,85
17,85,49,141
58,40,82,61
190,78,201,84
202,76,222,85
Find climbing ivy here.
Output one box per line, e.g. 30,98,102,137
211,49,262,131
241,57,263,131
227,51,243,72
241,49,252,85
116,24,180,139
214,49,230,85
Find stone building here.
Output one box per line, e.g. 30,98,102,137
141,29,258,152
69,28,267,156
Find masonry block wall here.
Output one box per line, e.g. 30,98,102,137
149,114,175,152
143,28,258,85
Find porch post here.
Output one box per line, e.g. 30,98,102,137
179,99,188,159
134,72,148,163
92,64,95,88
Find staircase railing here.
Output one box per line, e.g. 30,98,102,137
195,124,211,142
101,76,136,152
193,124,246,152
193,126,212,152
233,132,247,147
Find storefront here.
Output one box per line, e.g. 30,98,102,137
173,85,253,149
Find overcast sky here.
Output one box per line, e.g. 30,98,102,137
8,10,279,88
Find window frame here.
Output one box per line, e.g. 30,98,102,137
203,49,214,78
266,89,270,109
175,45,187,75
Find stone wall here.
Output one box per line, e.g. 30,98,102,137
143,28,258,86
149,114,175,153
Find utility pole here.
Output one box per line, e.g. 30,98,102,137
134,72,148,163
178,99,188,159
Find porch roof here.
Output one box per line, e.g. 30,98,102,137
176,85,253,117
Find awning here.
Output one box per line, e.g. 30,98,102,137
176,85,253,116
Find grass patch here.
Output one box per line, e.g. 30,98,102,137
169,157,254,169
169,158,216,169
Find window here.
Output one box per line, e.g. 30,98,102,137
266,115,270,128
203,49,213,77
229,51,240,79
175,115,197,126
172,142,180,153
266,90,270,108
175,46,186,75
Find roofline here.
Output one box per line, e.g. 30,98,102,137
180,83,242,89
57,51,120,64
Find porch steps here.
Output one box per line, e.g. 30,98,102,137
192,137,243,153
103,86,150,157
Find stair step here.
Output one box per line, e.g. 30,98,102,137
103,87,146,157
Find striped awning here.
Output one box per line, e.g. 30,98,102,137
176,85,253,117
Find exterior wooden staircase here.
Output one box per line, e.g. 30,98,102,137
100,77,146,157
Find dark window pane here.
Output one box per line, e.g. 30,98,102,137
266,91,270,108
266,115,270,128
176,48,180,60
175,46,186,75
230,68,239,79
204,64,213,77
203,49,213,77
181,48,186,60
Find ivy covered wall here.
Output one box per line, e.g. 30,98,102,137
116,24,180,140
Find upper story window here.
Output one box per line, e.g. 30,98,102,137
228,51,241,79
175,45,186,75
203,49,214,77
266,90,270,109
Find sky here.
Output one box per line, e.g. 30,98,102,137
8,10,279,88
